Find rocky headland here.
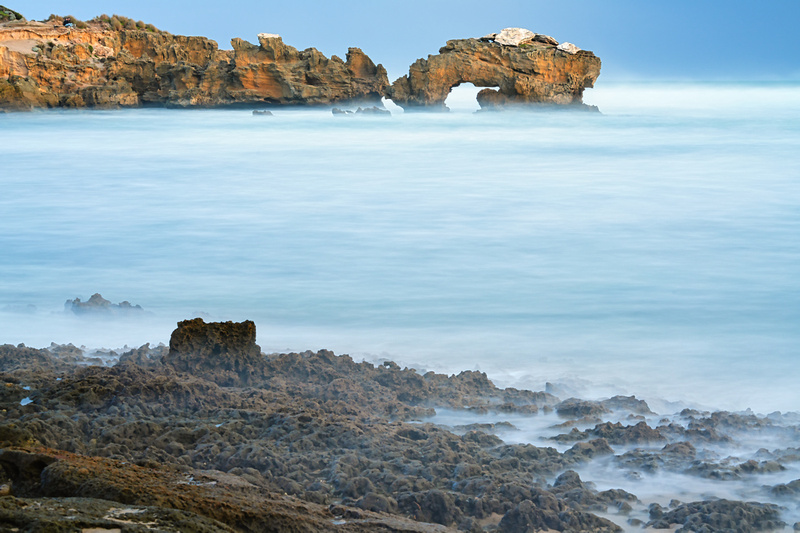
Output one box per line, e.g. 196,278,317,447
2,318,798,532
1,10,600,111
0,10,388,110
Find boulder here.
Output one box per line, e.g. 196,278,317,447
558,42,582,54
493,27,537,46
164,318,264,386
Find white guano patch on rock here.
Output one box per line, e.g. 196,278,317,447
493,28,536,46
557,42,582,54
257,32,280,40
490,28,559,47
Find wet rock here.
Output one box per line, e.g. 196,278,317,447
356,106,390,115
65,293,145,315
600,395,654,415
0,344,67,373
498,498,621,533
688,459,787,481
646,499,785,532
554,421,665,445
564,438,614,462
771,479,800,497
118,343,167,367
165,318,263,386
0,496,237,532
556,398,610,418
0,448,458,532
252,109,273,115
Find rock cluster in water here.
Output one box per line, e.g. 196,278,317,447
65,292,145,316
1,12,600,111
1,319,798,532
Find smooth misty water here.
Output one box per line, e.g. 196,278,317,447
1,82,799,413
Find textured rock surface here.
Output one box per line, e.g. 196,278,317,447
165,317,264,386
385,29,600,111
0,16,388,110
2,320,798,532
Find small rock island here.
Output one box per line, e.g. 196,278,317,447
0,8,601,111
386,28,601,111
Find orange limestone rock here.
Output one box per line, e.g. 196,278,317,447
0,14,388,110
385,27,601,111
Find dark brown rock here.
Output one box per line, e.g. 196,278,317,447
646,499,785,532
165,318,263,385
0,448,456,532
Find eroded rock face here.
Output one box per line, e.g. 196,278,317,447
385,29,600,111
165,318,264,385
0,18,388,110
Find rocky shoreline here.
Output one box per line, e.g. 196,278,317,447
1,318,798,532
1,8,600,111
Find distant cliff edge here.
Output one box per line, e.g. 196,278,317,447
0,11,388,110
0,11,600,111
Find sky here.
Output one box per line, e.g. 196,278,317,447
16,1,800,82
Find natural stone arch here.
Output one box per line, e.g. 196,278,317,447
443,82,487,111
385,33,600,111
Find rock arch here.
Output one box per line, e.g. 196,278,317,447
385,31,601,111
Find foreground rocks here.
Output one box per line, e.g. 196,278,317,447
1,319,797,532
0,13,388,110
385,27,601,111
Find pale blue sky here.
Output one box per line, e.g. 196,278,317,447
19,1,800,81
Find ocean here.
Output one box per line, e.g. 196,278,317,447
1,81,799,414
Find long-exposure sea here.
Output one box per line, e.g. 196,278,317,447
1,81,799,414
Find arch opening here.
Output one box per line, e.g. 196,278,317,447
444,82,487,113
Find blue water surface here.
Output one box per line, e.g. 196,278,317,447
1,82,799,412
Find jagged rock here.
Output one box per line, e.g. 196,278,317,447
64,293,145,316
556,398,610,418
646,499,785,532
164,318,263,385
553,421,666,445
385,31,600,111
498,498,621,533
0,17,388,110
0,448,455,532
600,395,654,415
